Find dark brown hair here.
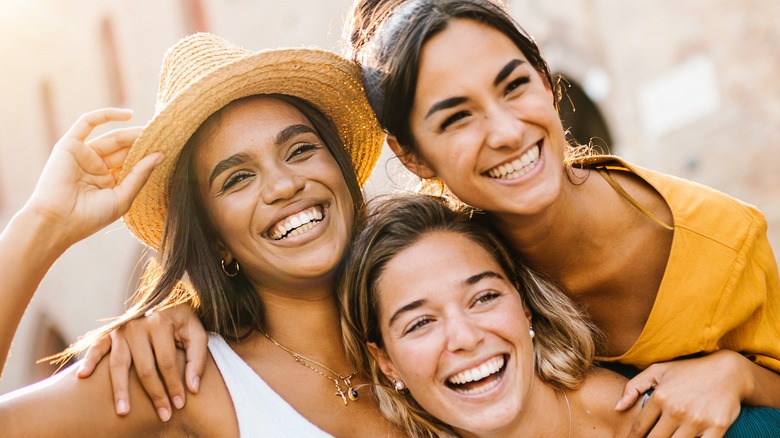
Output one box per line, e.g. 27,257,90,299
356,0,556,149
53,94,364,363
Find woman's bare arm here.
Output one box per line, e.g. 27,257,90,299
0,108,162,373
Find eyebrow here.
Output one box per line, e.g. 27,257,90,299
423,59,526,120
465,270,505,285
494,59,525,87
208,151,254,188
276,123,316,145
207,123,317,188
424,96,467,120
387,299,426,328
385,270,506,327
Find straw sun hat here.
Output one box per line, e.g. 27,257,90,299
119,32,385,250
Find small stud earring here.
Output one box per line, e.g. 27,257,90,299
394,380,406,393
529,326,535,339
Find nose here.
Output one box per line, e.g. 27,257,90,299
261,164,306,204
483,103,525,151
444,313,485,353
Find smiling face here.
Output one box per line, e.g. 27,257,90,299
192,96,354,292
397,18,567,218
370,230,539,436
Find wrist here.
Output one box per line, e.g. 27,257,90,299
717,350,754,402
6,205,73,261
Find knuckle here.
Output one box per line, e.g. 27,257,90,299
134,365,158,380
156,357,177,371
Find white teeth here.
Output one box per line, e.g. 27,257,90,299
447,356,505,386
270,206,324,240
487,145,540,179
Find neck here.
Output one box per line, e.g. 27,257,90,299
260,286,342,344
458,383,570,438
487,167,607,285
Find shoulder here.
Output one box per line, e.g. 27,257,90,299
572,367,637,436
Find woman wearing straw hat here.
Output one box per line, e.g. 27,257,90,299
0,33,401,436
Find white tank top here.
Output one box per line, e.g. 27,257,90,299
208,333,334,437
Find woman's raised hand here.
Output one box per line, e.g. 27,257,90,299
24,107,163,250
76,303,209,422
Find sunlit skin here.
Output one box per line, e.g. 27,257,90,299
392,17,674,359
369,231,569,438
194,96,354,296
394,19,569,221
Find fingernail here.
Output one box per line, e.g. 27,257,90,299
158,407,171,422
173,396,184,409
116,399,129,415
191,376,200,394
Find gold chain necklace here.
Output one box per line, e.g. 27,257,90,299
263,332,360,406
561,388,572,438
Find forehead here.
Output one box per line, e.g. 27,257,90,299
377,231,505,304
204,96,309,143
415,19,529,95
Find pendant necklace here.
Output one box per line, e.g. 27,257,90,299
264,332,360,406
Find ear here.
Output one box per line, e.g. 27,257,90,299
386,134,437,179
214,240,233,263
367,342,402,383
522,301,533,325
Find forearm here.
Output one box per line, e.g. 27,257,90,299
0,358,171,436
0,207,71,372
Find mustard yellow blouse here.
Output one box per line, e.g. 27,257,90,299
581,157,780,372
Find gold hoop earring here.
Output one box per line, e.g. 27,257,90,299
221,258,239,277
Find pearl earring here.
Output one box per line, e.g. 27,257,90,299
529,326,535,339
394,380,406,393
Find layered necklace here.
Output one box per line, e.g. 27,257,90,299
264,332,360,406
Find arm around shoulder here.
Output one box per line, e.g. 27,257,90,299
0,353,174,437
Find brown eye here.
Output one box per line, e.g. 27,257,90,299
504,76,530,96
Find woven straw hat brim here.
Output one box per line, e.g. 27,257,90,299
120,47,384,250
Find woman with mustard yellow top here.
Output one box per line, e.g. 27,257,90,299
346,0,780,436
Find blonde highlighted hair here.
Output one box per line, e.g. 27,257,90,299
339,194,598,437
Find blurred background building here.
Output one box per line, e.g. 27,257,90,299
1,0,778,392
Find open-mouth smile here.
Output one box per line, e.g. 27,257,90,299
269,205,324,240
445,355,507,396
485,143,541,179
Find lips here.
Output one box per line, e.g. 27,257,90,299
446,355,507,396
268,205,324,240
485,143,540,179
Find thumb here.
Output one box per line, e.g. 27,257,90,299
114,152,164,213
615,370,658,411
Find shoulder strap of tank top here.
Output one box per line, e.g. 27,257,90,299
596,165,674,231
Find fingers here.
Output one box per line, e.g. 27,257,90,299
616,368,660,411
181,319,209,394
88,126,144,170
62,108,133,145
124,317,173,422
77,334,113,378
148,324,187,411
107,330,133,416
113,152,164,214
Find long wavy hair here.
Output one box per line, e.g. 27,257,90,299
352,0,594,196
53,94,364,364
339,194,598,437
